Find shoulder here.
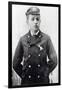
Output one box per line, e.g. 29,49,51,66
41,31,51,41
19,32,29,43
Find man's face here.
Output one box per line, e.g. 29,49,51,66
27,14,41,33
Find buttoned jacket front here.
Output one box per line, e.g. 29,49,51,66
13,30,57,86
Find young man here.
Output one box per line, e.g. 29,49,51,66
13,7,57,86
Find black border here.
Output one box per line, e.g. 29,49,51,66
8,2,12,88
8,1,61,88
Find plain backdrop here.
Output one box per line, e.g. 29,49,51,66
12,5,58,56
0,0,62,90
12,4,58,84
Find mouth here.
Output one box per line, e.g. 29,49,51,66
34,29,38,33
34,25,38,28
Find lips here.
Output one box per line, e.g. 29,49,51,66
34,25,38,28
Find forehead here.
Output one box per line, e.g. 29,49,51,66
28,14,40,18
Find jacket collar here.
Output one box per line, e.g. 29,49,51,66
27,30,42,46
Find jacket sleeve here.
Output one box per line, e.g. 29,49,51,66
13,38,24,77
47,37,57,73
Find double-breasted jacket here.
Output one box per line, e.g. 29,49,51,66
13,31,57,86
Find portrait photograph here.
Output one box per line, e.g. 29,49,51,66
8,1,60,88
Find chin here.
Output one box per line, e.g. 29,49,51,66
34,29,38,32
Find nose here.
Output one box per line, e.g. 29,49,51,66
34,19,38,24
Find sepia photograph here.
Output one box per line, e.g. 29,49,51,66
8,1,60,88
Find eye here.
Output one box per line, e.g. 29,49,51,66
36,17,40,21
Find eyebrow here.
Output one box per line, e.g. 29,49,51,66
32,15,40,18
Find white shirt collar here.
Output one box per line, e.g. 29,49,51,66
30,30,40,36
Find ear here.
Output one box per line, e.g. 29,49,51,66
26,19,28,24
40,19,41,23
26,15,29,24
26,17,29,25
40,16,41,23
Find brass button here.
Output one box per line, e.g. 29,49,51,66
28,35,30,38
37,75,40,78
28,55,31,58
40,46,43,51
38,54,40,56
38,64,40,67
29,45,30,47
28,65,31,68
39,35,41,38
28,75,31,78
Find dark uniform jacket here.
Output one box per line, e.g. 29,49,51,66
13,30,57,86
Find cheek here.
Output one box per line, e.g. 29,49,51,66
29,21,34,27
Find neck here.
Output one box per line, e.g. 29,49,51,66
30,30,40,36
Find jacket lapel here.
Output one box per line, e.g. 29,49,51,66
27,31,42,46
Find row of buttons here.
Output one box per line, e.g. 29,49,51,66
28,75,40,79
27,35,41,38
27,35,42,48
28,45,43,51
28,64,40,68
28,44,43,51
27,35,41,80
28,54,41,58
